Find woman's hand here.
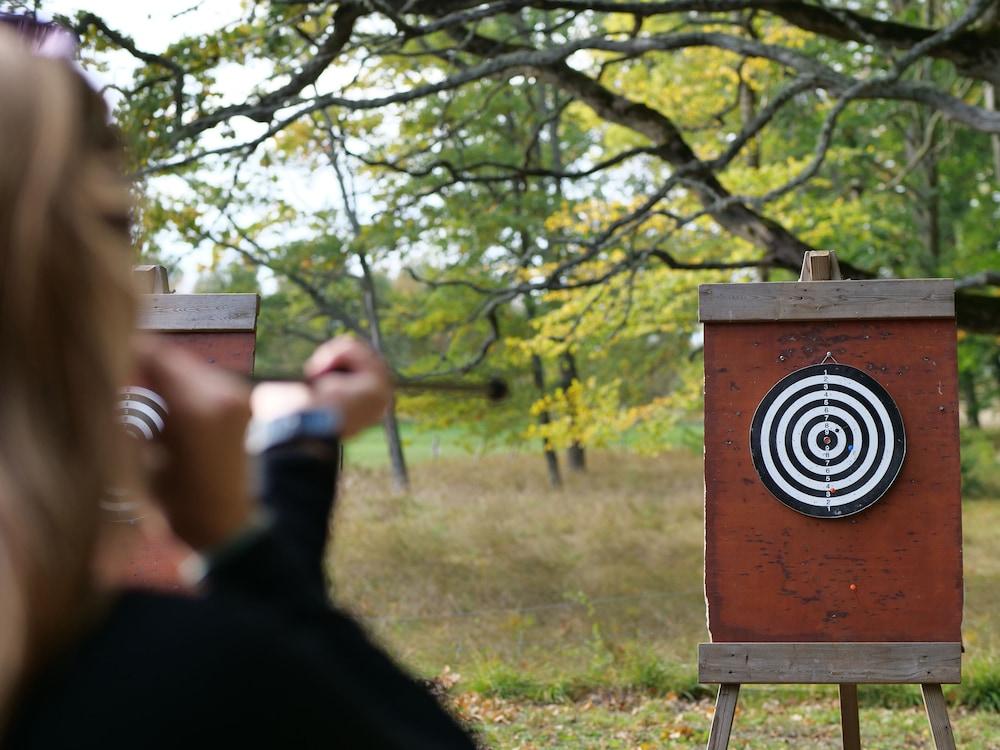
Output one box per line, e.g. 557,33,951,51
132,335,389,550
251,336,392,437
135,339,254,551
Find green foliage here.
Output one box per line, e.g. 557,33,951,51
961,428,1000,499
857,684,925,709
465,650,713,704
618,648,711,701
956,660,1000,712
68,0,1000,462
467,660,569,703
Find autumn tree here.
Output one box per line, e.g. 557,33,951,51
39,0,1000,472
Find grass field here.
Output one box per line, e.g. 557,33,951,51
344,424,488,467
328,443,1000,748
458,693,1000,748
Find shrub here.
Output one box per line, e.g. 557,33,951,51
956,661,1000,712
960,429,1000,499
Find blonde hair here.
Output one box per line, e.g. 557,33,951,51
0,28,135,713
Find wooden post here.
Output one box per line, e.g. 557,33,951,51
839,683,861,750
706,684,739,750
802,250,899,749
799,249,843,281
133,264,171,293
922,684,958,750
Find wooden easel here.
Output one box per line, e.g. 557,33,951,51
700,253,963,749
700,642,961,749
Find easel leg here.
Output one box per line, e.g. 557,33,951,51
706,683,740,750
922,684,957,750
839,683,861,750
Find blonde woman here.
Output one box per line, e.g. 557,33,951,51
0,17,475,749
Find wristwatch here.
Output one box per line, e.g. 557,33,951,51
244,407,343,455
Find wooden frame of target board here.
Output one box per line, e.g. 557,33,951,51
698,254,962,750
110,266,259,590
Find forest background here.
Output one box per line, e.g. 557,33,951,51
14,0,1000,490
8,0,1000,743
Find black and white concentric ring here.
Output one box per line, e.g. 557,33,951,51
118,386,168,440
749,363,905,518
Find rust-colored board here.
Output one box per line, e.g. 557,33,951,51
115,332,256,593
704,319,962,642
160,331,256,374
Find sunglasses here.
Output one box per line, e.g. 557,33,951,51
0,10,77,58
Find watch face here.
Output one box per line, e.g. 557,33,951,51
749,363,906,519
118,386,168,440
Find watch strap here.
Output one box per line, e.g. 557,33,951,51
245,407,343,455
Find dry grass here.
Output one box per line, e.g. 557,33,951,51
327,450,1000,699
329,451,707,680
961,498,1000,660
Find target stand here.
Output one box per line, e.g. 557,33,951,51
102,266,259,591
698,253,963,750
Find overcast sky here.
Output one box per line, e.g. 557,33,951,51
30,1,305,291
15,2,510,289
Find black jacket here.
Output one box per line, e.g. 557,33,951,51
5,447,477,749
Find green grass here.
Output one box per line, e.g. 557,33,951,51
344,424,487,467
455,693,1000,749
344,420,706,468
328,451,1000,747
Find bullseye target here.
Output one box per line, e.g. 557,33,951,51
749,363,905,518
118,386,167,440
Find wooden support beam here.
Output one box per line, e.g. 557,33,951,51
839,683,861,750
706,684,740,750
139,293,259,333
698,643,962,684
698,279,955,322
922,684,958,750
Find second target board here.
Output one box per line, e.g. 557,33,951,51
749,363,905,519
118,386,168,441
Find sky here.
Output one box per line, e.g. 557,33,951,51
32,0,314,291
41,0,245,86
15,1,590,291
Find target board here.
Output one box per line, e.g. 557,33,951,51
102,285,260,592
749,363,906,519
118,386,168,441
117,293,260,445
699,279,962,644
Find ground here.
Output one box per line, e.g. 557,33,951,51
328,437,1000,748
460,693,1000,748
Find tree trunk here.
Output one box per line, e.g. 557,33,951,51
735,63,770,284
960,369,982,428
320,125,410,490
738,76,760,169
559,350,586,472
539,86,584,475
358,251,410,491
922,108,942,275
531,353,563,489
986,84,1000,180
382,397,410,491
924,0,942,274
